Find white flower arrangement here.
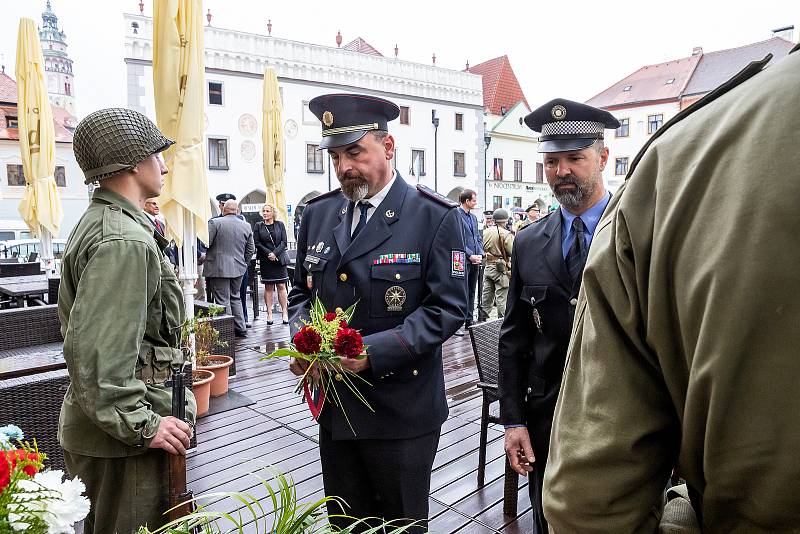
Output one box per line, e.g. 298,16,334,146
0,425,90,534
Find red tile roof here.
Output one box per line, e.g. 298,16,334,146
587,36,796,110
0,72,18,104
342,37,383,57
586,55,700,109
0,72,75,142
683,37,794,96
467,55,529,115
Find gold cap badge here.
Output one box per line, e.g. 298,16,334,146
322,111,334,127
551,105,567,121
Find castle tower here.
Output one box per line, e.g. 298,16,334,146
39,0,75,115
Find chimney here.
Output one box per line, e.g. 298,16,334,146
336,30,342,47
772,25,795,42
692,46,703,56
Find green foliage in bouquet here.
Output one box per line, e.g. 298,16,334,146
182,305,229,366
261,298,373,435
135,468,421,534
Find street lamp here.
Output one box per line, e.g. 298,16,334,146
431,110,440,192
483,132,491,208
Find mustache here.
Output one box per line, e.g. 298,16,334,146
554,175,579,187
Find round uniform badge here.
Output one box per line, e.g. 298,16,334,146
322,111,334,127
551,105,567,120
385,285,407,312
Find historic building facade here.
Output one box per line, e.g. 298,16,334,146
123,12,485,232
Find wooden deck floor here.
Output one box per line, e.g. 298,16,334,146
188,313,531,533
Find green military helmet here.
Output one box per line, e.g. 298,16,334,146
492,208,510,222
73,108,174,184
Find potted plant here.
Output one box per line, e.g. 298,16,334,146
189,306,233,397
181,315,215,417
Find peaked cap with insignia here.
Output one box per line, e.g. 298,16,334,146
524,98,620,153
309,93,400,149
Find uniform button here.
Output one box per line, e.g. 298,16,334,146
339,273,348,282
569,298,578,306
412,369,419,376
395,273,401,280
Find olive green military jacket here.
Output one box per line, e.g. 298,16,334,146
482,225,514,269
57,187,196,458
543,50,800,532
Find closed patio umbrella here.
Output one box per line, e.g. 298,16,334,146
262,67,287,224
15,18,62,274
153,0,211,318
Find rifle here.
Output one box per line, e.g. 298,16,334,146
166,362,195,523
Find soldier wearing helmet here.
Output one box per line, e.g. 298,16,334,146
59,108,195,533
480,208,514,320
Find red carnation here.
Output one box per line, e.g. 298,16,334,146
17,451,40,477
293,326,322,355
324,312,337,321
0,452,11,491
339,320,348,328
333,328,364,358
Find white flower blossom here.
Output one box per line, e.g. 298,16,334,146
8,470,91,534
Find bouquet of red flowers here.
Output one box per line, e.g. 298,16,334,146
262,298,373,434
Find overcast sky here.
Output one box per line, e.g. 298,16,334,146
1,0,797,117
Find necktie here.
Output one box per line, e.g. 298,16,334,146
154,219,164,235
565,217,588,286
351,201,370,240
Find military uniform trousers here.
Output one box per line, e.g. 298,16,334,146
206,275,245,331
64,449,168,534
319,426,440,533
481,262,509,318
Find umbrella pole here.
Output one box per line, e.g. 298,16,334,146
39,225,55,276
178,209,198,368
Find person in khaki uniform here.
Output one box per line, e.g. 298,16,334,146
544,49,800,532
481,208,514,319
58,108,195,534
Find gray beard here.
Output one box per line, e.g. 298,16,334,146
553,174,599,210
341,181,369,202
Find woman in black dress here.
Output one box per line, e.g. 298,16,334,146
253,203,289,324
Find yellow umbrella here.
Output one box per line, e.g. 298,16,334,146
153,0,210,247
16,18,62,264
262,67,287,224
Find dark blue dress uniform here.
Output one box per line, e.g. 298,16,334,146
288,92,468,531
498,98,619,534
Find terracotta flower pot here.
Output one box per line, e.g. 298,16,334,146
198,355,234,397
192,369,215,417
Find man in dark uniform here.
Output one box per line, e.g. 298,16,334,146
287,93,467,532
498,98,619,533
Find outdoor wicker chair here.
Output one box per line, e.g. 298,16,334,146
0,369,69,472
48,275,60,304
0,305,63,351
468,318,519,516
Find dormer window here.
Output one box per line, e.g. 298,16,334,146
622,85,632,92
665,78,675,85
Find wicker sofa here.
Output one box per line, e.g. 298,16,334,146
0,305,68,471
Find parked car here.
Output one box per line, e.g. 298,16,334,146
0,239,67,272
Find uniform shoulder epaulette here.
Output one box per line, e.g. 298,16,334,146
416,184,457,208
306,188,343,205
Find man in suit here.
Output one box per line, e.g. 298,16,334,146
287,93,467,532
456,188,483,335
205,199,255,337
143,197,178,266
498,99,619,533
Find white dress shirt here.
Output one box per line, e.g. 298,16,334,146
350,171,396,236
